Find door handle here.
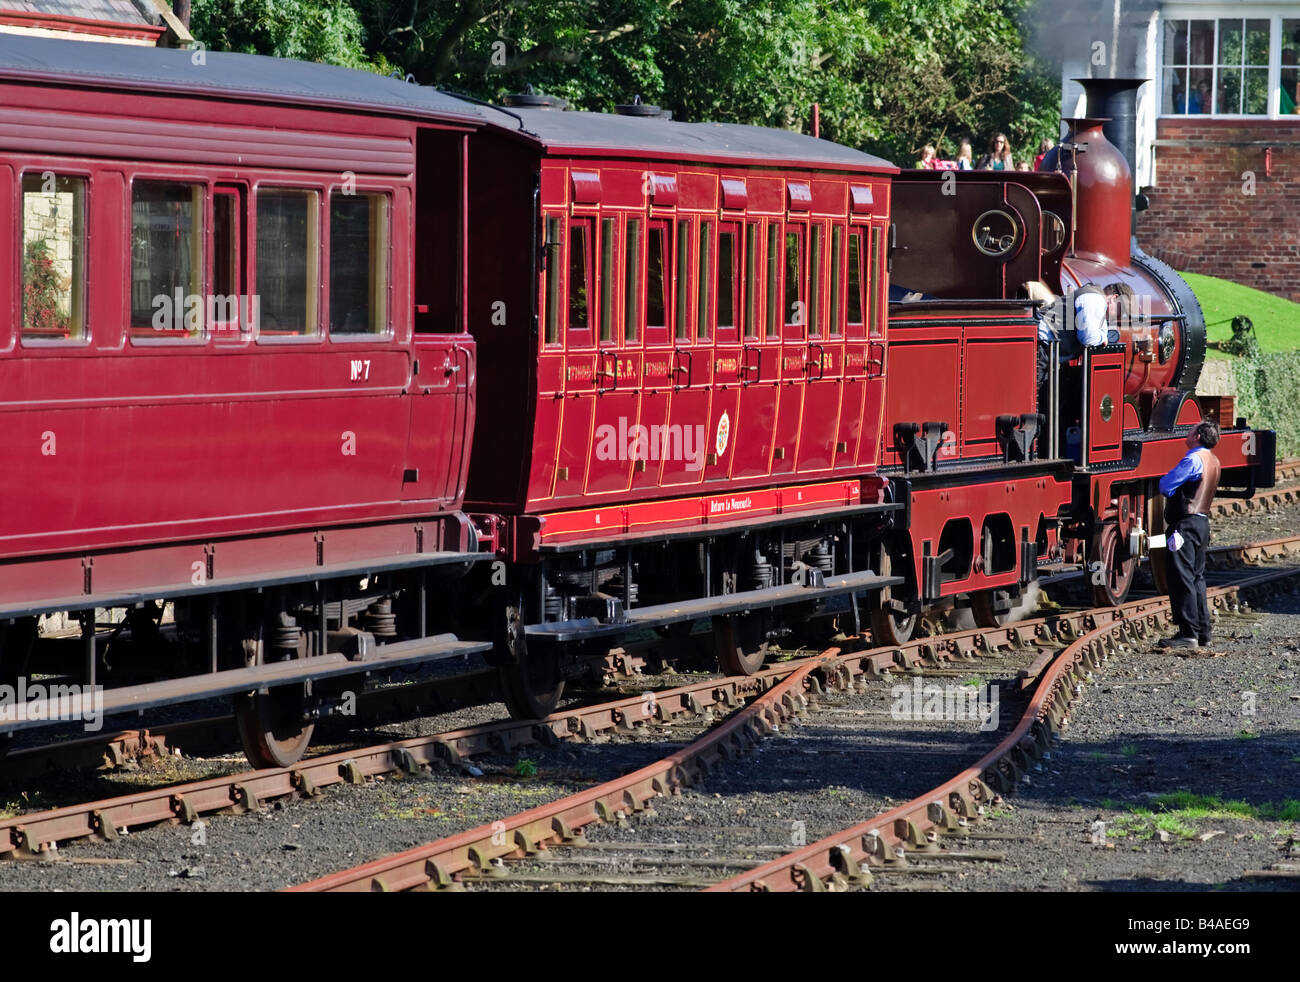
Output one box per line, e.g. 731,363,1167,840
866,339,886,379
672,347,693,390
805,343,826,381
741,344,761,387
596,350,617,393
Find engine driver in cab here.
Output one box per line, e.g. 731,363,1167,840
1027,281,1108,415
1158,420,1222,649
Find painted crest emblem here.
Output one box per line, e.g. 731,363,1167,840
715,411,731,456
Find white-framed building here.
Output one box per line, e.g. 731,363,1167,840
1055,1,1300,299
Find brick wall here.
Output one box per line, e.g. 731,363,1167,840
1136,118,1300,302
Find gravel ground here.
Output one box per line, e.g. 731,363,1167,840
0,495,1295,893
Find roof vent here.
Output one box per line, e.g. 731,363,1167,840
503,85,568,110
615,95,663,117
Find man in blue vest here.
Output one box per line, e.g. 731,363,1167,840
1158,420,1221,648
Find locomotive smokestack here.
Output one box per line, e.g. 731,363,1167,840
1041,117,1132,265
1076,77,1147,235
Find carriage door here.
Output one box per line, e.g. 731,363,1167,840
553,208,598,499
858,218,889,469
836,195,877,470
705,195,745,481
772,202,808,475
632,214,673,491
585,210,640,494
799,217,842,471
661,215,710,487
732,218,779,479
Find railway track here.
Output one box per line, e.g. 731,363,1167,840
290,536,1300,892
3,529,1296,882
4,462,1296,781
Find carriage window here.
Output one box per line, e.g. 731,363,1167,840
131,181,204,340
765,222,779,338
21,173,86,342
744,222,759,338
600,217,616,343
809,225,824,337
256,188,319,338
869,225,883,337
569,218,592,335
697,221,711,339
830,226,843,337
783,227,804,329
675,219,691,340
330,192,389,335
211,189,242,334
847,229,864,328
718,227,737,330
544,216,562,344
624,219,641,342
646,223,667,332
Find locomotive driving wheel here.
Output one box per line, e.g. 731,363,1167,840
1090,520,1136,607
869,550,917,645
495,588,565,720
970,588,1016,628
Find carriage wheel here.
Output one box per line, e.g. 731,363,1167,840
495,590,565,720
235,685,315,770
234,628,314,769
1090,521,1136,607
713,614,768,676
1149,547,1170,596
869,550,918,645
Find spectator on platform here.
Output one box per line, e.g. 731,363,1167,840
956,137,974,170
915,144,937,169
1033,138,1054,170
977,132,1014,170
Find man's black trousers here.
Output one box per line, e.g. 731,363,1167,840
1167,515,1210,641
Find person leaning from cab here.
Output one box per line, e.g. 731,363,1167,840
1024,281,1108,409
1158,419,1221,649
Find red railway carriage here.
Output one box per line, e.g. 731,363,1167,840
0,36,491,766
459,101,908,714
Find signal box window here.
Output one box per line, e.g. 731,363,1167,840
568,218,592,337
330,192,389,335
21,173,86,343
645,222,668,334
257,188,319,338
131,181,204,340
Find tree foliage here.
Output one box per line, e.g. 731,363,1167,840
189,0,1060,166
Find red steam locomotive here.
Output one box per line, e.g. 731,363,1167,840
0,38,1273,767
